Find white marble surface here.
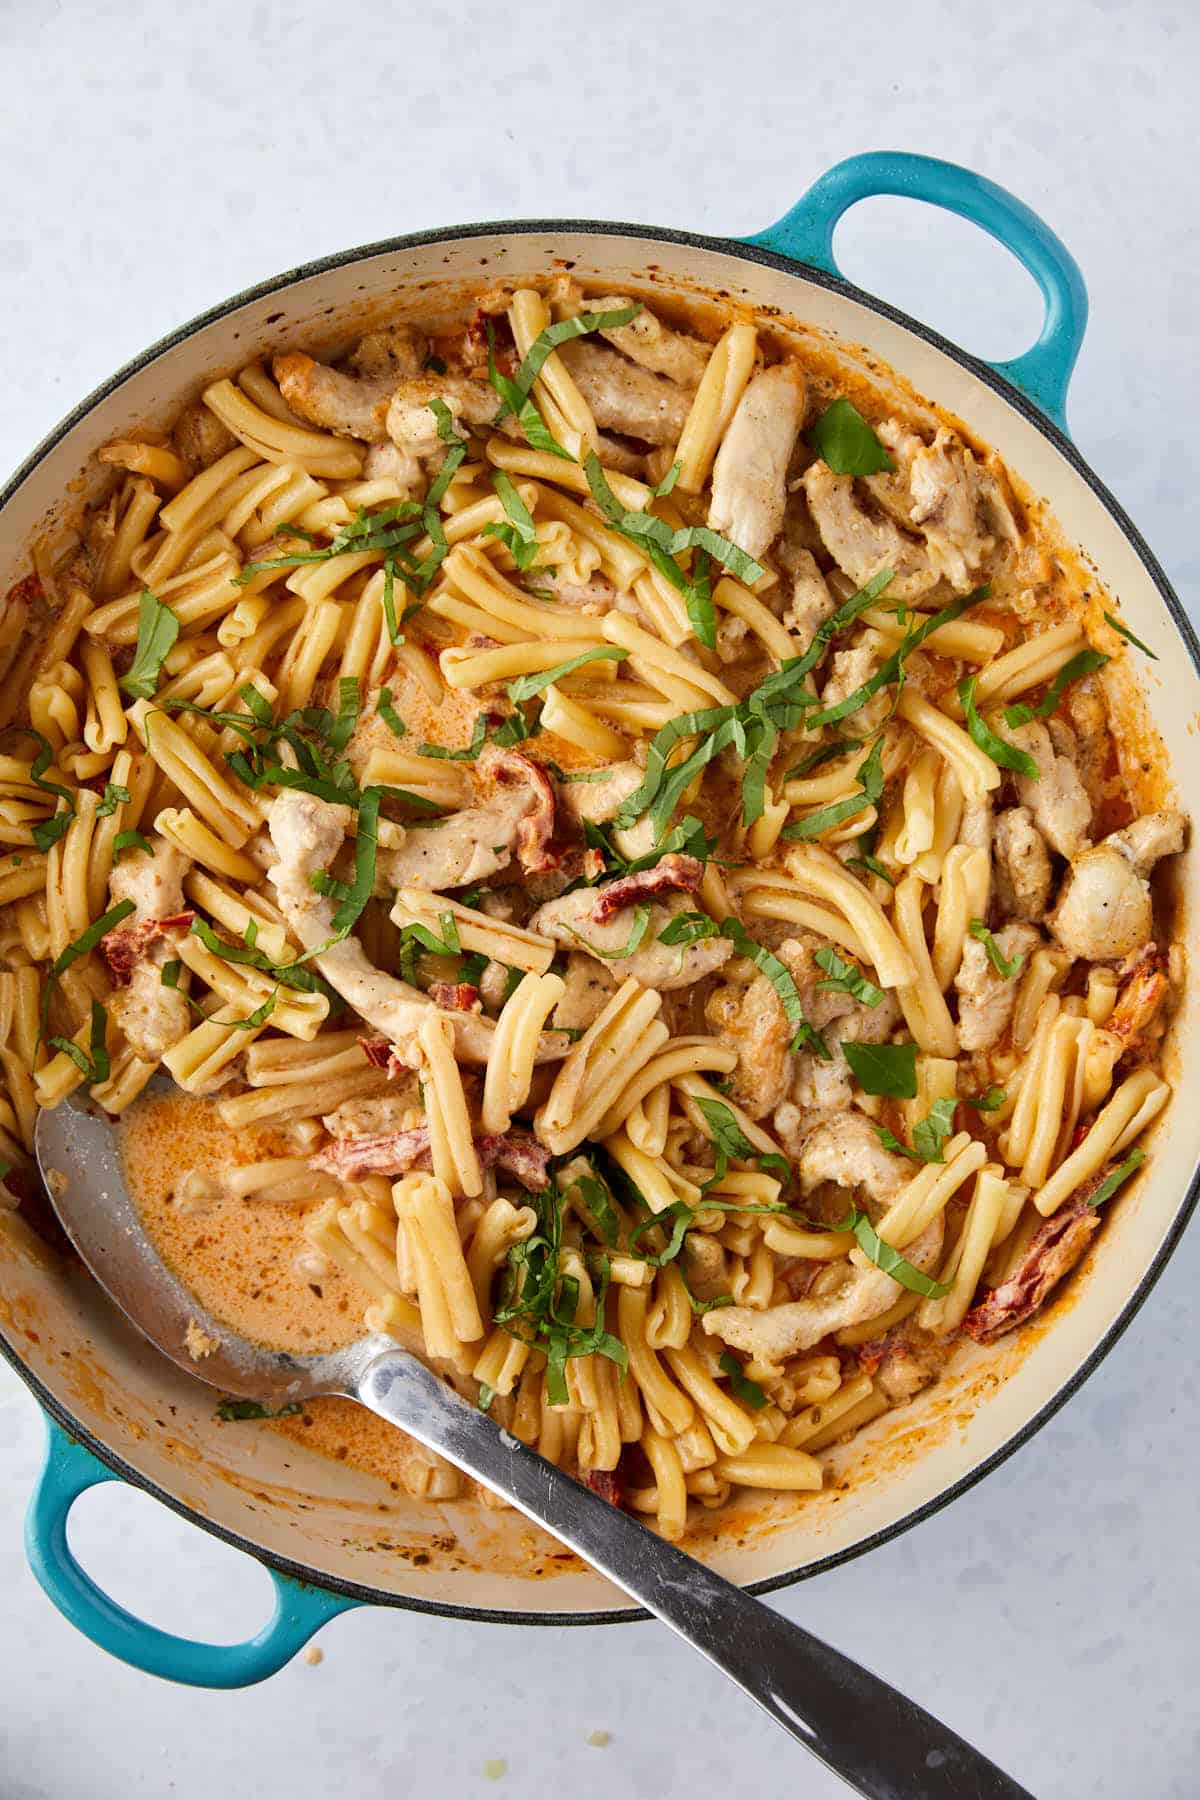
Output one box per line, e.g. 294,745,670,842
2,1,1198,1795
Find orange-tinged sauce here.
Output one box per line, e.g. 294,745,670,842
119,1091,370,1354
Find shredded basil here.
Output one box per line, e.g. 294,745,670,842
500,305,642,420
1003,648,1110,728
782,734,885,840
486,320,575,461
113,830,152,857
1087,1148,1146,1208
964,1085,1007,1112
657,909,719,947
49,999,110,1085
1103,611,1157,660
96,782,131,820
912,1096,959,1163
418,715,489,761
376,686,407,739
968,918,1026,979
25,731,77,852
834,1207,950,1297
813,947,883,1006
507,646,629,704
216,1398,303,1421
481,470,541,570
694,1097,790,1186
566,902,652,962
719,1350,769,1409
718,917,829,1058
958,673,1040,779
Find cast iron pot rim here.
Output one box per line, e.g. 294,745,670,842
2,215,1198,1628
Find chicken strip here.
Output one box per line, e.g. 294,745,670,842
379,744,556,890
557,340,692,444
530,889,733,991
707,364,807,562
1005,718,1093,859
272,352,392,444
702,1216,943,1363
104,836,192,1062
800,461,939,601
572,296,711,387
953,923,1041,1053
267,790,565,1068
992,807,1052,921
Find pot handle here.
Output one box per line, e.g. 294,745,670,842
745,151,1088,435
25,1417,358,1687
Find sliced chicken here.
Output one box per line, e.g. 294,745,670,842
551,955,619,1033
865,422,1021,593
385,374,506,490
800,461,939,601
556,340,692,444
267,790,564,1068
554,760,644,828
705,972,791,1118
346,324,426,381
959,796,993,857
707,365,807,562
173,402,237,471
379,744,555,890
1005,718,1093,859
529,889,733,991
272,353,392,444
702,1216,943,1362
526,569,616,612
993,806,1052,920
1049,810,1185,962
953,922,1041,1053
774,1107,913,1205
790,993,902,1111
104,836,192,1062
781,548,837,646
819,639,891,731
576,297,711,387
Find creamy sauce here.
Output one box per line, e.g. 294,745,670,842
119,1092,370,1353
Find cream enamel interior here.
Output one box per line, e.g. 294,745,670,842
1,227,1196,1618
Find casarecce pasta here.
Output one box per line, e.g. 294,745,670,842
4,276,1185,1539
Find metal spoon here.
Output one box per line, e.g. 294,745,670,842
36,1091,1030,1800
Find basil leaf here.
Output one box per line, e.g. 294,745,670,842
96,782,132,819
834,1206,950,1297
685,548,716,650
481,471,540,571
113,830,153,857
49,1000,110,1084
785,737,860,779
873,1125,923,1163
1087,1147,1146,1208
958,674,1040,779
545,762,610,784
813,947,883,1006
188,917,334,998
418,714,489,761
160,960,182,989
782,734,885,841
572,1172,620,1248
583,453,765,588
52,900,134,978
1103,611,1157,660
968,918,1026,979
120,590,180,699
718,1350,768,1410
695,1097,790,1185
718,918,829,1059
476,1384,494,1413
23,730,77,851
376,686,407,739
502,305,641,416
1003,648,1111,728
327,785,383,937
653,461,682,497
506,646,628,703
486,321,574,461
657,909,719,947
844,853,895,886
324,677,360,754
424,398,468,508
808,398,895,476
964,1085,1007,1112
911,1096,959,1163
842,1040,917,1099
566,902,652,962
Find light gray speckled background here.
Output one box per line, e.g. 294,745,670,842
1,2,1198,1796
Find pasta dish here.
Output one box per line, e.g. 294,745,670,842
4,278,1185,1539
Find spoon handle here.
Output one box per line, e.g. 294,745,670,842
356,1351,1030,1800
